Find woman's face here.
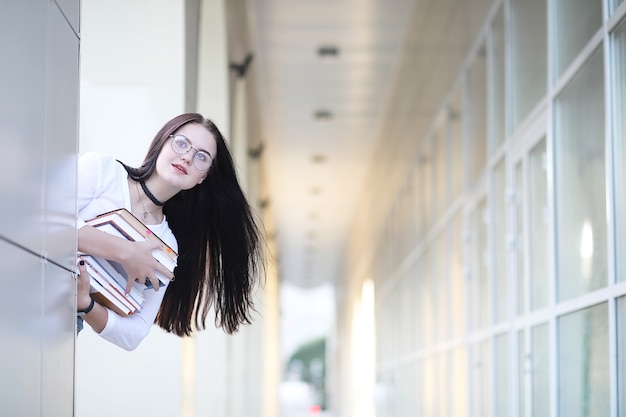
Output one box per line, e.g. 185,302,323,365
155,122,218,191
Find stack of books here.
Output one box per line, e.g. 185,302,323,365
79,208,177,316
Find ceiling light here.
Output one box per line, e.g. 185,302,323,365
314,110,333,121
317,45,339,57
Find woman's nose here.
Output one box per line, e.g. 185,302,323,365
180,152,193,164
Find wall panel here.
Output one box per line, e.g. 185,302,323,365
0,1,79,416
0,240,43,416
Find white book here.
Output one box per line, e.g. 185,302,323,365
80,255,136,316
86,255,145,307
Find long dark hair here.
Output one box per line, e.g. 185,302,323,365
124,113,264,336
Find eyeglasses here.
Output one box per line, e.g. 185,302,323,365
169,135,213,171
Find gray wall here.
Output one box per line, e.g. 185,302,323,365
0,0,80,415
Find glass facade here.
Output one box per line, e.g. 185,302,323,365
529,139,549,310
494,333,510,415
468,44,488,185
553,0,603,79
493,157,508,322
510,0,547,130
471,198,489,331
372,1,626,416
491,6,506,150
558,303,609,417
554,47,606,301
615,17,626,283
619,297,626,416
448,212,466,339
532,323,550,416
448,87,465,202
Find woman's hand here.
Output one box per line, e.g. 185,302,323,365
118,239,174,294
76,260,93,310
78,225,174,295
75,259,108,332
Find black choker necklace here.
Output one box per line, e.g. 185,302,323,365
140,181,164,207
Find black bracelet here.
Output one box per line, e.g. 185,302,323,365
77,297,95,317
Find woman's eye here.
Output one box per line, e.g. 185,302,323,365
174,139,188,149
196,152,208,162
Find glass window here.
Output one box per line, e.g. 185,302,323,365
471,199,489,330
510,0,547,130
422,356,436,416
422,354,447,416
390,286,400,359
468,44,488,185
397,364,417,416
558,303,609,417
514,161,525,315
418,151,432,237
610,0,625,15
432,232,447,344
388,213,399,271
614,18,626,283
375,374,390,416
415,254,427,351
413,361,423,417
529,138,549,309
450,347,468,416
375,311,382,362
618,296,626,416
400,274,412,355
471,341,491,417
495,333,510,416
532,323,550,417
418,250,433,348
433,122,446,218
411,166,424,240
493,158,509,323
491,7,506,148
448,87,465,202
406,264,418,353
402,184,416,258
553,0,603,79
398,195,407,261
449,212,466,339
518,330,527,417
436,353,448,416
554,48,607,301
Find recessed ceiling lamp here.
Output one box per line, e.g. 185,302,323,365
317,45,339,57
314,110,333,122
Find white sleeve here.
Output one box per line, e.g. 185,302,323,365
77,152,126,228
97,284,168,351
77,152,103,227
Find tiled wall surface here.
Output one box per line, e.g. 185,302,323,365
0,1,79,415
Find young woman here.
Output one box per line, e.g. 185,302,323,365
76,113,265,351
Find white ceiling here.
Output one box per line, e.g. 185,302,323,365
246,0,417,288
245,0,492,287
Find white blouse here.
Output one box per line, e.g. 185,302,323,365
78,152,178,350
